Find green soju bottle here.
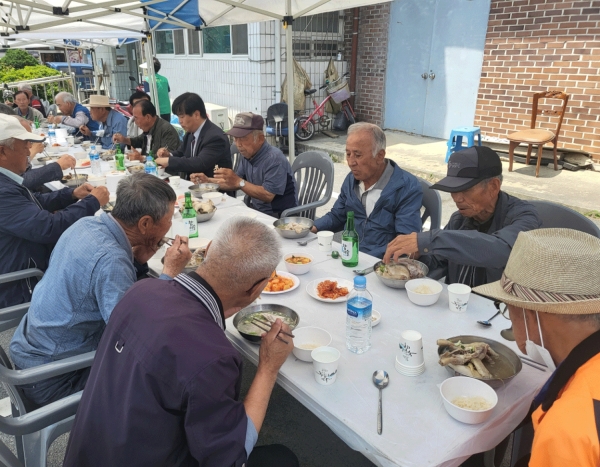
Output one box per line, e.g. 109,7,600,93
341,211,359,267
115,145,125,171
182,192,198,239
34,116,40,129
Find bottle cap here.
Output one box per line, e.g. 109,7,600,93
354,276,366,288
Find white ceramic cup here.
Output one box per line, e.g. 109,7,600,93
317,231,334,252
397,330,424,367
170,176,181,188
311,346,340,385
448,283,472,313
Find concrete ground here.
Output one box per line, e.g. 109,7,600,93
298,130,600,226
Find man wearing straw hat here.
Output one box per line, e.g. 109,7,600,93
79,95,127,150
474,228,600,467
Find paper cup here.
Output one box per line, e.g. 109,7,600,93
66,136,75,146
169,176,181,187
397,330,424,367
448,283,472,313
317,231,334,252
311,346,340,385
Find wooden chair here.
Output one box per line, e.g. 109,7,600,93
507,90,569,178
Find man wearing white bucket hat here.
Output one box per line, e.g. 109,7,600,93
474,228,600,467
80,95,127,150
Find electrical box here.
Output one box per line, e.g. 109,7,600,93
205,103,230,131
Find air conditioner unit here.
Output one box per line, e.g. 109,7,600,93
205,103,230,131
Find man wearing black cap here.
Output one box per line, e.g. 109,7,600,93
383,146,541,287
193,112,297,218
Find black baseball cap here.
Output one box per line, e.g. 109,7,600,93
430,146,502,193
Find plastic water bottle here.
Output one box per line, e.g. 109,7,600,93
145,155,158,176
346,276,372,354
90,145,101,176
47,124,56,145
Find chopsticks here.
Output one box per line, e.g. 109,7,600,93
519,356,546,372
250,317,294,344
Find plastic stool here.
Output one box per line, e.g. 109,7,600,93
445,127,482,162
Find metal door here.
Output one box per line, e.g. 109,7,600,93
384,0,491,139
383,0,437,135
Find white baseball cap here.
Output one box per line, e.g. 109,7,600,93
0,114,45,142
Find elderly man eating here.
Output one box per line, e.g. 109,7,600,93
48,92,99,136
384,146,541,287
79,95,127,149
192,112,297,218
474,228,600,467
63,217,299,467
0,114,108,309
112,100,180,161
10,173,190,406
311,122,422,258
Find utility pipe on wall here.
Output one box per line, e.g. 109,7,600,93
350,7,359,109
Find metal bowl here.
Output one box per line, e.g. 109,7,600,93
61,174,88,188
373,259,429,289
188,183,220,197
233,304,300,344
37,155,60,165
101,201,115,213
273,217,314,239
127,164,145,174
437,335,522,388
196,208,216,223
161,247,206,273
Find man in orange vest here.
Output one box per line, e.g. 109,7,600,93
475,228,600,467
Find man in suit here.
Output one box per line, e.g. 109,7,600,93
155,93,231,178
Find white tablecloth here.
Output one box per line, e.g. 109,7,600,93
148,202,548,467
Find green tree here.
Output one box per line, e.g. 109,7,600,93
0,49,39,69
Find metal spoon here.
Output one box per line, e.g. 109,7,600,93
372,370,389,435
477,311,501,327
297,237,317,247
354,266,374,276
501,326,515,341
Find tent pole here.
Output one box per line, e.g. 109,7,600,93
64,46,76,97
274,20,281,103
144,37,159,111
285,0,295,163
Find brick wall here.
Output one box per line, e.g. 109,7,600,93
343,4,391,126
474,0,600,161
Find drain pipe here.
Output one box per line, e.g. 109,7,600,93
349,7,359,108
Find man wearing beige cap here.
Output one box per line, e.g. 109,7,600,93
79,95,127,150
193,112,297,218
474,228,600,467
0,113,109,309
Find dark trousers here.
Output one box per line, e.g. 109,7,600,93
17,366,91,407
160,113,171,122
247,444,299,467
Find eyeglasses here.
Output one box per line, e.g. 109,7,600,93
494,301,510,319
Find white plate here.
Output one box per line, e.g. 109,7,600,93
239,211,258,219
262,271,300,295
75,159,91,168
371,310,381,327
306,277,353,303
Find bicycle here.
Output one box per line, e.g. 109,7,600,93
295,72,356,141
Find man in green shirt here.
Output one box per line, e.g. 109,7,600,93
144,58,171,121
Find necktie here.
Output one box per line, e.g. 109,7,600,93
190,134,196,157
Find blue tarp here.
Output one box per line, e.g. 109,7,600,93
142,0,203,31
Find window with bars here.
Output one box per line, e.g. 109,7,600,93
202,24,248,55
174,29,185,55
187,29,201,55
293,12,344,60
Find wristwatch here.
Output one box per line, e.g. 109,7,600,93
238,180,246,189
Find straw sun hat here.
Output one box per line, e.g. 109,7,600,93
85,95,113,108
474,228,600,315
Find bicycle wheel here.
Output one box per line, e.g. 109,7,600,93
318,116,331,128
343,102,356,125
295,117,315,141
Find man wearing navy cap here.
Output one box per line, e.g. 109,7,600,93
384,146,541,287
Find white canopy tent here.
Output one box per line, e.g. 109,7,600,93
0,0,390,159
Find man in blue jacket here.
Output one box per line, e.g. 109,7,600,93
312,122,422,259
0,114,109,309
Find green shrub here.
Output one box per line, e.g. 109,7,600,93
0,65,68,104
0,49,39,69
